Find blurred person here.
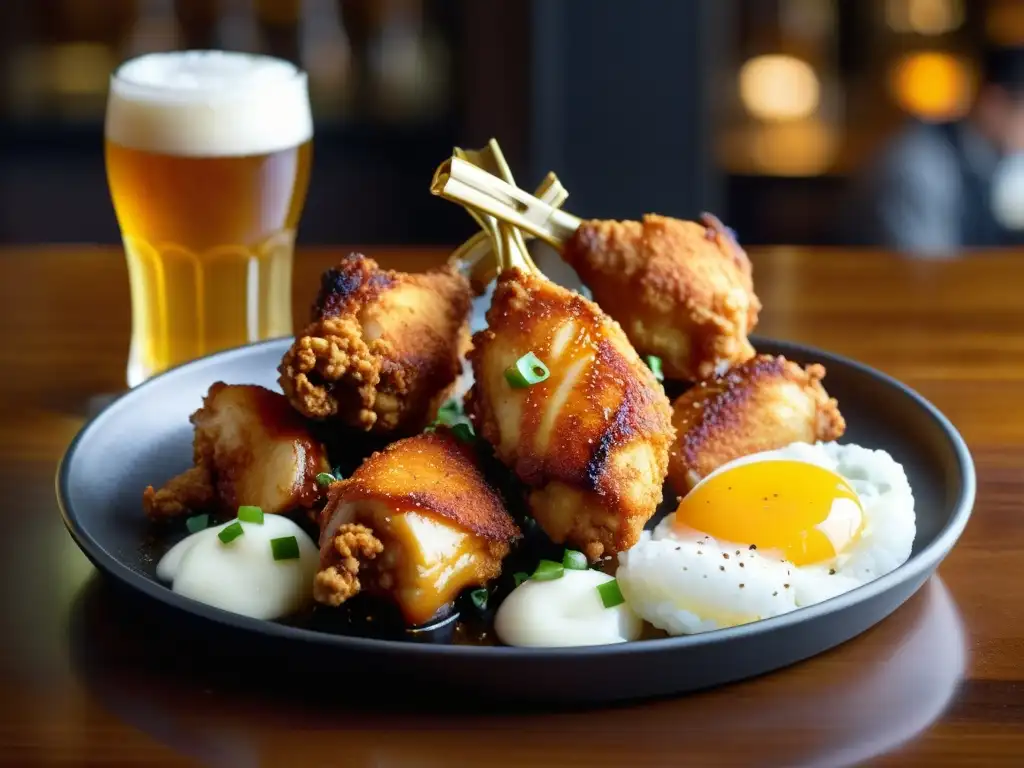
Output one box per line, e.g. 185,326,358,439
846,45,1024,256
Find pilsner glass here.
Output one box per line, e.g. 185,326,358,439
104,50,313,386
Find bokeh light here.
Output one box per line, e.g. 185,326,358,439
888,51,974,121
739,55,821,122
886,0,964,36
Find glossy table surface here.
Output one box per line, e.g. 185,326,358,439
1,245,1022,767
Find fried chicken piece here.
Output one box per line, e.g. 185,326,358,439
562,213,761,382
278,253,472,436
314,429,519,626
668,355,846,494
467,269,675,562
143,383,331,519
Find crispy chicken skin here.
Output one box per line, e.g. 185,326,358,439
143,383,330,519
467,269,674,562
314,429,519,626
562,213,761,382
278,253,472,436
668,355,846,494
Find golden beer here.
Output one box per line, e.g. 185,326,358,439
104,51,313,385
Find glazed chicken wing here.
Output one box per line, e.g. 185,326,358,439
563,213,761,381
143,383,331,519
467,269,674,561
279,253,472,436
668,355,846,494
314,429,519,626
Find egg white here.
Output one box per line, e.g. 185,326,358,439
617,441,917,635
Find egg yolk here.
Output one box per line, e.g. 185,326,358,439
673,460,864,566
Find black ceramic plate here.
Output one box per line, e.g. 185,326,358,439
57,337,974,705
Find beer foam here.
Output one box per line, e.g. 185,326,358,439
106,51,313,157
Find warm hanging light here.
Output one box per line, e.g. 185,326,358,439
738,54,821,122
886,0,965,36
888,51,974,121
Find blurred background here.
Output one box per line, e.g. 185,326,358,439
2,0,1024,248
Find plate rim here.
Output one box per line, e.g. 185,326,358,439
56,336,976,659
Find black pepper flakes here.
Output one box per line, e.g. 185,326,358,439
723,553,730,559
829,568,836,575
749,544,757,550
772,591,778,597
739,583,745,589
719,565,725,572
739,562,745,568
783,583,790,589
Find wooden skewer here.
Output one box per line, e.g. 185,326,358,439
431,154,583,254
448,168,569,288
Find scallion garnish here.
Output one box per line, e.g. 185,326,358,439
237,505,264,524
451,422,475,443
531,559,564,581
270,535,300,561
218,521,244,544
316,472,336,487
597,578,625,608
470,587,489,611
504,352,550,388
185,514,209,534
645,355,664,382
562,549,588,570
513,572,529,587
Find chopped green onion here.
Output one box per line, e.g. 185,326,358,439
562,549,588,570
218,521,244,544
316,472,336,487
185,514,209,534
439,399,461,416
504,352,550,388
531,559,564,581
470,587,489,611
451,422,475,443
270,535,300,561
597,578,625,608
513,571,529,587
237,505,264,524
645,355,664,382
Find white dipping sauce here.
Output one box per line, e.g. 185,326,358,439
494,569,643,647
157,515,319,620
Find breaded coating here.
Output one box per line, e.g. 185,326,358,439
142,465,216,520
315,429,518,626
143,383,331,519
668,355,846,494
467,269,674,562
278,253,472,436
562,213,761,382
314,523,384,607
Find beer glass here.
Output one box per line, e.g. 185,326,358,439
104,50,313,386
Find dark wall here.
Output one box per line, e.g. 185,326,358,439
528,0,723,222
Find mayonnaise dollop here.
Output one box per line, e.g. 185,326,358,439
156,515,319,620
494,569,643,647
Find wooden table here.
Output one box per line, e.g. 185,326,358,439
1,245,1022,766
